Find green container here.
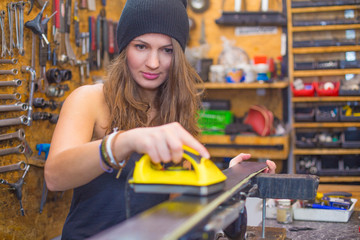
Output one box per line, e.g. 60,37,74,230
198,110,233,135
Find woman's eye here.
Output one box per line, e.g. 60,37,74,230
135,44,146,50
164,48,173,54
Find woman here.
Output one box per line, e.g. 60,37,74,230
45,0,275,238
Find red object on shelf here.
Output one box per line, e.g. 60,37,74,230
291,82,315,97
314,82,340,96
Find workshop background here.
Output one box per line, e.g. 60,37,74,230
0,0,360,239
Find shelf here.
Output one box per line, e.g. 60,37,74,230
294,148,360,155
319,176,360,183
199,134,289,159
292,24,360,32
292,46,360,54
292,96,360,102
291,5,360,13
293,122,360,128
199,81,289,89
215,11,286,26
293,69,360,77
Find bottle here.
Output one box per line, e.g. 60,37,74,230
276,199,293,224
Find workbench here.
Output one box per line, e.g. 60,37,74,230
264,211,360,240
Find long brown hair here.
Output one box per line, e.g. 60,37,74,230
103,38,204,135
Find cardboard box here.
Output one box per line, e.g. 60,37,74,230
293,198,357,222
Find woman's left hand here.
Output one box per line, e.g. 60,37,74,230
229,153,276,174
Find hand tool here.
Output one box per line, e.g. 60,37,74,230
32,112,59,124
107,20,114,57
0,164,30,216
45,84,68,97
0,58,18,64
96,15,101,69
0,79,22,87
36,143,50,213
64,0,76,65
79,0,87,9
129,146,227,196
74,0,80,47
24,1,50,45
0,69,18,75
101,10,110,68
0,129,25,142
87,0,96,11
289,227,315,232
7,3,15,56
21,66,36,126
0,93,21,100
0,102,28,112
57,0,68,64
16,1,26,55
0,144,26,157
33,98,62,109
0,161,27,173
0,10,9,57
0,116,29,127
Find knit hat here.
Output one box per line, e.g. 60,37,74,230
116,0,189,53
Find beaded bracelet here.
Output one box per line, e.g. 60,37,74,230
100,135,120,169
99,143,113,173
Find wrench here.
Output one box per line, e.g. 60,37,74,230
0,10,8,57
0,102,28,112
0,161,27,173
0,79,22,87
0,129,25,142
17,2,26,55
0,142,32,159
0,69,18,75
0,116,29,127
7,3,14,56
0,58,18,64
21,66,36,126
0,93,21,100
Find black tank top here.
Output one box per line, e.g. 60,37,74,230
61,153,169,239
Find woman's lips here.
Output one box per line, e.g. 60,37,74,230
142,72,160,80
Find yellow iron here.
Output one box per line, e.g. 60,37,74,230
129,146,227,196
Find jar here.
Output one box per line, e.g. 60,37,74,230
276,199,293,224
209,65,225,83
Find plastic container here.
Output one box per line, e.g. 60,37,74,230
315,106,339,122
295,132,317,148
294,107,315,122
314,81,339,96
318,131,342,148
342,130,360,148
197,110,233,135
291,83,315,97
276,199,293,224
340,105,360,122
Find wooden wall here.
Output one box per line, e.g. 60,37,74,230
0,0,283,239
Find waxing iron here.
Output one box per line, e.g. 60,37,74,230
129,145,227,196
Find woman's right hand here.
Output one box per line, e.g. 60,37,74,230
114,122,210,165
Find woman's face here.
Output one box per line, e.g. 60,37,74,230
126,33,173,91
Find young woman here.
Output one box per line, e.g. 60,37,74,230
45,0,275,238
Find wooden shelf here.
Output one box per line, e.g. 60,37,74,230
319,176,360,183
292,96,360,102
199,134,289,159
293,122,360,128
293,69,360,77
294,148,360,155
291,5,360,13
292,24,360,32
292,46,360,54
199,81,289,89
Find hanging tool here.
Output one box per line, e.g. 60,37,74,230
64,0,76,64
0,161,27,173
0,116,29,127
0,165,30,216
24,1,49,45
74,0,80,47
36,143,50,213
21,66,37,126
0,79,22,87
129,146,227,196
0,93,21,100
0,129,25,142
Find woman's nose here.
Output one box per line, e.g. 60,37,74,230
145,51,160,69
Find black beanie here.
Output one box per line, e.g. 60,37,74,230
116,0,189,53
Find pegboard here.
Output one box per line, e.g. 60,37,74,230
0,0,123,239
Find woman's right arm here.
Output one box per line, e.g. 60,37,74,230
45,84,106,191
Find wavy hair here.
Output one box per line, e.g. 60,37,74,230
103,38,204,136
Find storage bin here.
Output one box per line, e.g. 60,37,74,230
318,155,342,176
343,155,360,175
291,83,315,97
318,131,342,148
314,82,339,96
342,130,360,148
340,105,360,122
198,110,233,135
294,62,315,70
295,132,317,148
316,60,339,69
294,107,315,122
315,106,339,122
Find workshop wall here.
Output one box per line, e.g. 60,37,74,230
0,0,123,239
0,0,284,239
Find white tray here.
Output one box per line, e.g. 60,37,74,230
293,198,357,222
